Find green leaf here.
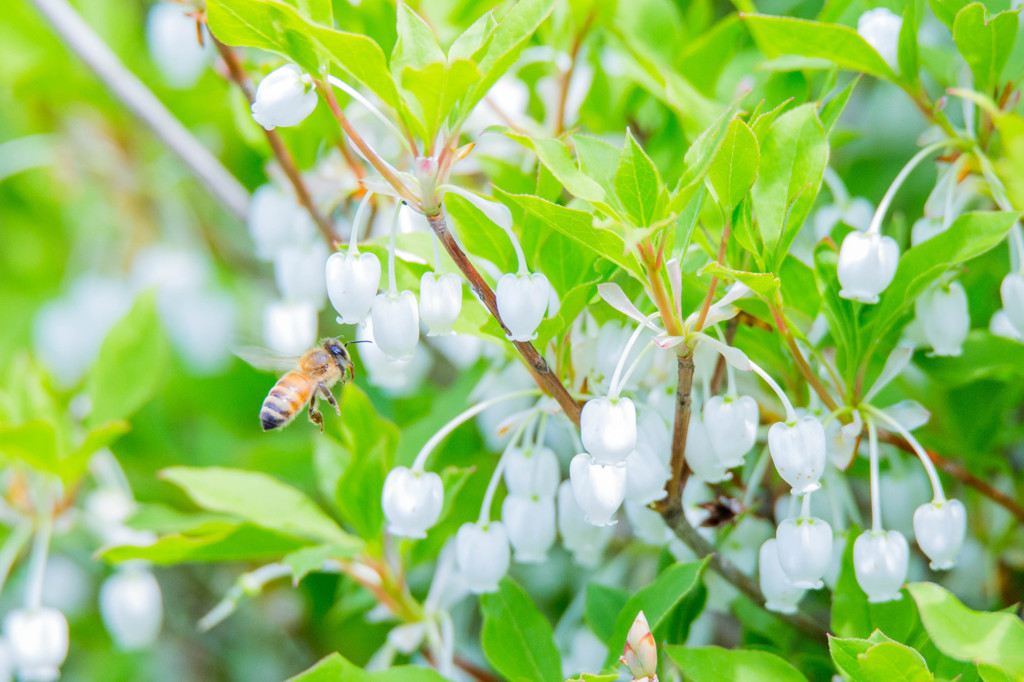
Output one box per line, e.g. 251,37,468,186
741,15,898,80
87,292,168,425
292,0,330,25
908,582,1024,677
677,101,743,195
928,0,972,29
522,137,607,206
603,559,708,667
480,578,562,682
585,583,630,642
102,524,310,564
860,642,935,681
952,4,1019,93
447,193,517,275
0,420,59,473
565,675,618,682
676,185,707,258
820,77,860,134
664,645,809,682
448,11,496,62
287,652,449,681
898,2,920,87
207,0,401,112
283,544,358,583
401,59,482,143
699,263,780,299
161,466,362,548
62,420,130,483
615,130,666,227
392,2,444,73
496,189,645,280
708,118,760,210
750,103,829,268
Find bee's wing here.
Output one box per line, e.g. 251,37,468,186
233,346,302,373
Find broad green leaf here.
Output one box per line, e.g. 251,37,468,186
496,189,645,279
401,59,482,143
574,135,622,208
522,137,607,206
615,130,666,227
741,15,898,80
392,2,444,73
103,524,310,564
0,420,59,473
480,578,562,682
602,559,708,667
928,0,972,29
916,331,1024,384
908,582,1024,677
860,642,934,681
708,118,760,210
699,263,780,299
291,0,330,25
161,466,362,548
664,645,809,682
287,652,449,681
447,193,517,276
952,4,1019,92
283,544,358,582
62,420,130,483
585,583,630,642
750,104,829,268
677,101,743,194
448,11,496,62
678,16,745,96
898,2,920,87
565,675,618,682
979,664,1016,682
207,0,401,112
87,292,168,425
820,77,860,134
675,185,707,259
127,504,236,534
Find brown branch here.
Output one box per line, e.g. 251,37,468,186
877,430,1024,525
641,246,681,337
694,215,732,332
212,40,338,246
425,210,582,427
660,354,695,505
768,303,839,413
659,495,828,640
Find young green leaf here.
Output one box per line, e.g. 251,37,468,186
520,136,608,206
819,77,860,134
102,524,311,564
831,631,934,682
392,2,444,73
927,0,971,29
952,4,1019,93
585,583,630,642
480,578,562,682
287,652,450,681
897,2,919,87
447,192,518,275
664,645,810,682
0,420,59,475
615,129,667,228
708,117,760,211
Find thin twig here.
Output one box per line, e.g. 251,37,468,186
694,215,732,332
425,209,582,427
553,10,596,135
212,40,338,245
660,354,695,504
26,0,249,221
768,303,839,413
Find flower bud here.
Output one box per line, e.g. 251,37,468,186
620,611,657,679
501,495,556,563
557,480,613,566
569,453,626,526
370,291,419,360
99,568,163,650
768,416,826,495
857,8,902,68
419,272,462,336
251,64,318,130
3,607,68,682
1000,272,1024,336
381,466,443,538
703,395,759,467
455,522,511,593
915,280,969,357
326,251,381,325
837,231,899,304
263,300,317,356
624,444,670,505
853,529,909,603
504,446,560,498
776,517,833,589
580,397,637,464
684,411,731,483
913,499,966,570
496,272,553,342
758,539,805,614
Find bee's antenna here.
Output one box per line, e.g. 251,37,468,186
344,340,372,347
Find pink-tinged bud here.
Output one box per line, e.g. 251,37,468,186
620,610,657,679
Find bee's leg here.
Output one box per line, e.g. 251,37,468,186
308,394,324,432
318,383,340,416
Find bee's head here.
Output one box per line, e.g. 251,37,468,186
323,338,366,375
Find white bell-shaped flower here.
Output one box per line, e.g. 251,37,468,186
146,3,211,89
991,309,1024,341
504,445,560,498
580,396,637,464
356,320,430,397
263,300,317,356
557,480,613,566
768,416,826,495
703,395,759,467
495,272,553,342
99,568,163,650
326,251,381,325
381,466,443,538
913,499,966,570
419,272,462,336
915,281,969,357
274,241,328,307
837,231,900,304
758,540,805,614
853,529,909,603
857,8,902,68
370,291,419,360
1000,272,1024,336
251,64,318,130
569,453,627,526
624,444,670,504
3,607,68,682
501,495,556,563
776,517,833,589
455,522,510,593
684,411,731,483
636,410,670,466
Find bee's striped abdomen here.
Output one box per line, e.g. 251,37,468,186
260,371,314,431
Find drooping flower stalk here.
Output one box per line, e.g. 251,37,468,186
866,418,882,533
867,140,961,236
749,360,797,423
865,405,945,503
477,415,533,526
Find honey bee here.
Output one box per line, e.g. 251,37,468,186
237,339,358,432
